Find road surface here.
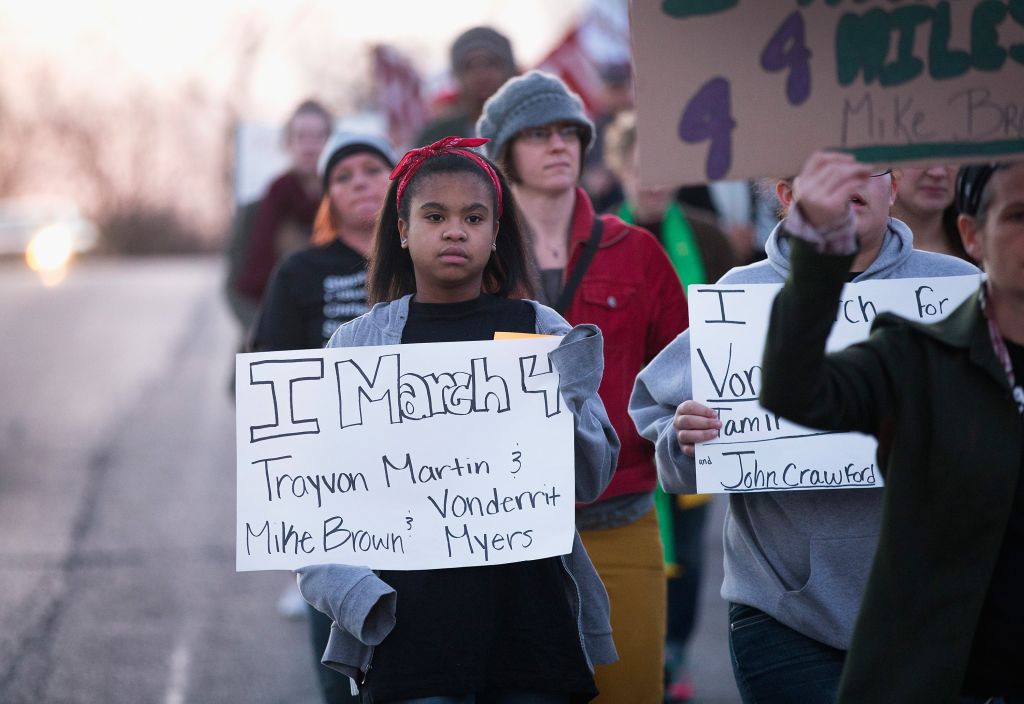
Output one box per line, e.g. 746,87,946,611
0,256,739,703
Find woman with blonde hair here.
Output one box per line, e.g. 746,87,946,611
892,164,973,261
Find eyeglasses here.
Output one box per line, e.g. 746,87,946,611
871,169,892,178
517,124,582,145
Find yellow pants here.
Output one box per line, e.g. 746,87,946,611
579,508,666,704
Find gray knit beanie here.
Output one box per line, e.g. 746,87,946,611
475,70,595,163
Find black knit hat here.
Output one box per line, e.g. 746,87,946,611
318,132,396,194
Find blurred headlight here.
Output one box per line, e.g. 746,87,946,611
26,223,75,284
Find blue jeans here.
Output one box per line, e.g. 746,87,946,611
666,500,709,644
728,603,845,704
388,694,569,704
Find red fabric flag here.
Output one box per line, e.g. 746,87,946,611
372,45,428,150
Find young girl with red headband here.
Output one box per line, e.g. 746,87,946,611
296,137,620,704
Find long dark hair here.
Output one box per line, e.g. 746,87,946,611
367,151,535,304
940,203,971,261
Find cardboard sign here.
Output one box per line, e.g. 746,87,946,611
688,275,979,493
631,1,1024,185
235,337,575,571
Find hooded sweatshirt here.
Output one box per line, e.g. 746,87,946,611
629,218,979,649
298,295,620,681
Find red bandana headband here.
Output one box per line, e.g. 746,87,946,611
391,136,503,219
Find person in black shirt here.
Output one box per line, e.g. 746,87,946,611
251,132,396,352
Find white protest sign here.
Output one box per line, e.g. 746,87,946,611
235,337,575,571
689,275,979,493
631,1,1024,186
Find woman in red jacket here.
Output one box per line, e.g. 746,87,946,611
478,71,690,704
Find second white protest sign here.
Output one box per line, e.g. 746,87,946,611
689,275,979,493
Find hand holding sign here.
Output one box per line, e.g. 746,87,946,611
673,400,721,458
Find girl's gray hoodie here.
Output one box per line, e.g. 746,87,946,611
629,219,978,649
296,294,621,681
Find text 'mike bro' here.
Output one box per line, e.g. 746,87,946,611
632,1,1024,186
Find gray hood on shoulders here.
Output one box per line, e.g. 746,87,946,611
762,217,916,282
629,213,978,652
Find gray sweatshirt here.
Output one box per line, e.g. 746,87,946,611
629,219,979,649
298,294,621,680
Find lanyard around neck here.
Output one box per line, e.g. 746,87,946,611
981,285,1024,415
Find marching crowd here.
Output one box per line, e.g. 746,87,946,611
226,24,1023,704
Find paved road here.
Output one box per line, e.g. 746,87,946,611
0,257,739,703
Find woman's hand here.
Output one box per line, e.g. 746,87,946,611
673,400,721,457
792,151,872,228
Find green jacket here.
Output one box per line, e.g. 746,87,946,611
761,240,1020,704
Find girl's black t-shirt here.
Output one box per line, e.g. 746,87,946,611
251,240,368,352
399,293,536,344
366,294,597,703
962,337,1024,697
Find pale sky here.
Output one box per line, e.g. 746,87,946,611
0,0,601,233
0,0,589,119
